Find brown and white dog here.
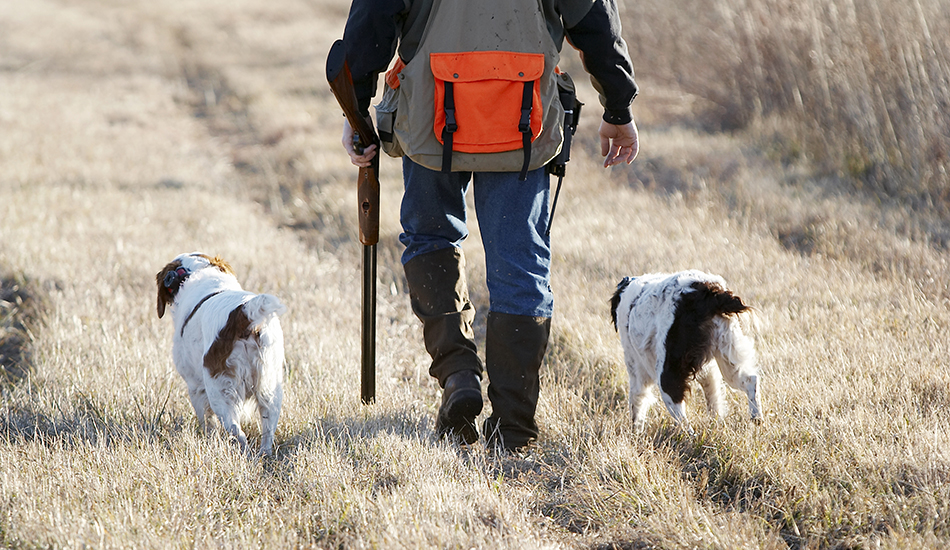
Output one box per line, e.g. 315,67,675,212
156,252,286,455
610,270,762,434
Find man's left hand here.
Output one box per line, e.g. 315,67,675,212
599,119,639,167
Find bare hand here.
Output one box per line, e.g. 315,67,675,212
342,118,378,167
599,119,639,167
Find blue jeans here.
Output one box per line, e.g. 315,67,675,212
399,157,553,318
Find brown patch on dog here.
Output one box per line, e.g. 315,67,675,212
155,260,183,318
195,254,235,276
203,303,259,378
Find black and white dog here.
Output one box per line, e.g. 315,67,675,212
611,270,762,433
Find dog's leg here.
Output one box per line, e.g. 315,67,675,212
187,386,213,433
256,384,282,456
626,360,655,433
656,357,695,434
712,318,763,423
206,376,249,451
696,360,724,418
659,390,694,435
217,406,248,451
629,383,656,434
743,373,762,423
630,390,656,434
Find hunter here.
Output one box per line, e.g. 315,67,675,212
339,0,639,451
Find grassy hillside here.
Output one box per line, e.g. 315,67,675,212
1,0,949,548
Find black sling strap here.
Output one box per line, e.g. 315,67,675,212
518,80,533,181
441,81,457,173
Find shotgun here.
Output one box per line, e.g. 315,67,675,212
326,39,379,404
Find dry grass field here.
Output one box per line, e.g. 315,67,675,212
2,0,949,548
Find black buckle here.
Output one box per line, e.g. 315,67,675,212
519,109,531,134
519,81,533,134
444,109,457,133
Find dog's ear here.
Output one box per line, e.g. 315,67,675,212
157,285,169,318
156,261,180,318
610,277,634,331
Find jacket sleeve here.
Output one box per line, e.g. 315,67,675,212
341,0,407,117
564,0,638,124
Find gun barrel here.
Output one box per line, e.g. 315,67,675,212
361,243,377,404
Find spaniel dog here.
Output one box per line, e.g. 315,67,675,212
610,270,762,433
156,252,286,454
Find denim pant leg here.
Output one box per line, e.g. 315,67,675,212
473,168,553,318
400,157,553,318
399,158,474,263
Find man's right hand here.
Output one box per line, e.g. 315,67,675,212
342,118,378,167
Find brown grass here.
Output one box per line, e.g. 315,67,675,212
621,0,950,220
2,0,950,548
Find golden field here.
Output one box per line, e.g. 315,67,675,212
1,0,949,548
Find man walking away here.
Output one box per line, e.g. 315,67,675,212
339,0,639,451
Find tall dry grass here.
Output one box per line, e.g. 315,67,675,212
621,0,950,217
2,0,950,549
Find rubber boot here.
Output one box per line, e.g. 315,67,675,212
482,312,551,451
403,247,483,444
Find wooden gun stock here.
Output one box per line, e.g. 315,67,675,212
326,39,380,247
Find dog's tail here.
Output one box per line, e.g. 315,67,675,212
692,281,750,318
243,294,287,329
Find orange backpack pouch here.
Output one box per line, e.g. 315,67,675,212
431,51,544,154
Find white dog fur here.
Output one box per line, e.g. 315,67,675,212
610,270,762,433
156,252,286,454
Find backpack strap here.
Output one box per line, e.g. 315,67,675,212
441,81,457,173
518,80,533,181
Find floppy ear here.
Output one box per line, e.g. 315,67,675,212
156,272,170,318
610,277,634,331
157,284,169,318
156,261,180,318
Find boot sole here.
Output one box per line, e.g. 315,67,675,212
436,388,483,445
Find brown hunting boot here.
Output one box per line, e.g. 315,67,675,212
403,247,483,444
482,312,551,451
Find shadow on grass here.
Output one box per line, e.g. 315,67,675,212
0,272,193,451
1,387,189,450
646,422,915,549
0,273,47,389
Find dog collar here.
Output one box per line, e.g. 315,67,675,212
180,290,225,337
163,266,190,290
